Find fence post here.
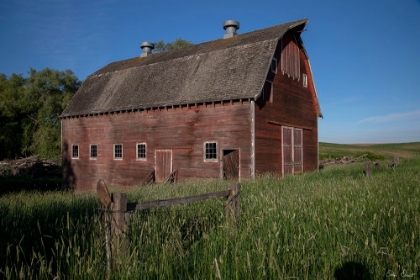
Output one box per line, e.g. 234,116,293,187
96,179,112,276
393,156,399,167
111,193,129,267
364,163,371,177
226,183,241,225
104,211,112,278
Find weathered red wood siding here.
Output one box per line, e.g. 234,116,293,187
254,30,319,175
62,102,252,191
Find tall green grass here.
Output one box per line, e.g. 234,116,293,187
1,158,420,279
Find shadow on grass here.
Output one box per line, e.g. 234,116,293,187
334,261,372,280
0,192,101,278
0,177,62,195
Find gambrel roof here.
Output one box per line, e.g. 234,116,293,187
61,19,321,118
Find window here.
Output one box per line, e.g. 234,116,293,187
262,80,273,103
271,58,278,74
302,73,308,88
90,144,97,159
72,145,79,159
114,144,123,159
204,142,217,161
137,143,146,160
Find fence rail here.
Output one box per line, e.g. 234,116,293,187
127,190,231,211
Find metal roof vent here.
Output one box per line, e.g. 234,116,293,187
223,20,240,39
140,42,154,57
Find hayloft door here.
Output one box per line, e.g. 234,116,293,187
223,150,239,180
155,149,172,182
282,127,303,175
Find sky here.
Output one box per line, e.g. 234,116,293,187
0,0,419,144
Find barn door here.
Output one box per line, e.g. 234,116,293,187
293,128,303,174
223,150,239,180
283,127,293,175
282,127,303,175
155,149,172,182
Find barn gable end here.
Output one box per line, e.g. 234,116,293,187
253,27,320,176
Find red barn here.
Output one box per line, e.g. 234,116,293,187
60,19,322,191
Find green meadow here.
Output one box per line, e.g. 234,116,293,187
319,141,420,160
1,143,420,279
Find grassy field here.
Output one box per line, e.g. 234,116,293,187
319,141,420,160
1,143,420,279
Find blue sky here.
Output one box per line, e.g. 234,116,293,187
1,0,419,144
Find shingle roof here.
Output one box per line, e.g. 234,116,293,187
61,19,309,118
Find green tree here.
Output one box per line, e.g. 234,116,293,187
0,73,26,159
153,38,193,53
0,68,81,160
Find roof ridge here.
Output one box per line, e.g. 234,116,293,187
93,19,308,76
61,19,309,118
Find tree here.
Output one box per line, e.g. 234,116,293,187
0,73,26,159
153,38,193,53
0,68,81,160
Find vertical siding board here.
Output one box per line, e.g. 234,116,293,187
281,32,300,80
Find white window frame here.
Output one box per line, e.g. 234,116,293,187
72,144,79,159
204,141,218,162
303,73,308,88
90,144,98,160
136,143,147,161
113,144,123,160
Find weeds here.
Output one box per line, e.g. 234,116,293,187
1,158,420,278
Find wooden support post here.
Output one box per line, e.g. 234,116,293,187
110,193,130,267
364,163,371,177
96,179,112,276
226,183,241,226
104,211,111,278
393,156,399,167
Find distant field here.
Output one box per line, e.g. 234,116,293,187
319,142,420,160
